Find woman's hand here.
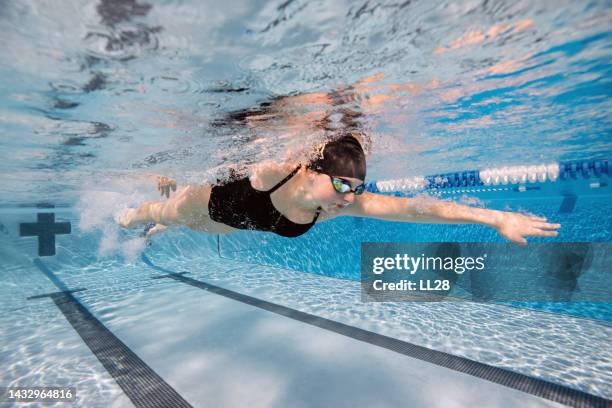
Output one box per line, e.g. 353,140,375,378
157,176,177,198
494,212,560,246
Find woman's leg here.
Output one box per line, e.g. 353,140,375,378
119,202,171,228
119,185,235,234
119,186,195,228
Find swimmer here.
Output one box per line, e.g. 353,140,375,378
119,133,560,245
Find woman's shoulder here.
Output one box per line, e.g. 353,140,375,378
250,160,300,190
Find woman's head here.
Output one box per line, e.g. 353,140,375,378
304,134,367,213
308,133,367,180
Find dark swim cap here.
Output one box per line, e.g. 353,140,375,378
308,134,367,180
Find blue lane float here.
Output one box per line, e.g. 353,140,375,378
368,158,609,194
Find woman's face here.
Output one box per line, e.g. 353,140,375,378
310,171,364,213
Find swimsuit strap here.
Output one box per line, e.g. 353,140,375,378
268,166,321,225
267,164,302,194
311,207,321,224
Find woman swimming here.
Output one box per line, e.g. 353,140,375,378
119,132,560,245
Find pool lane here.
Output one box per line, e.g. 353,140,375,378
23,255,610,408
30,259,193,408
142,254,609,408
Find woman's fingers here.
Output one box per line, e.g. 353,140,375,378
528,215,548,222
531,229,559,237
157,176,165,194
525,225,559,237
513,236,528,246
157,177,176,198
499,213,561,245
532,221,561,230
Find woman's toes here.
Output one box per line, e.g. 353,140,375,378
119,209,137,228
146,224,168,237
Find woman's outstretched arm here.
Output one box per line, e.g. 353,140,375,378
339,192,560,245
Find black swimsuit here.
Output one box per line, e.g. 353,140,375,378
208,165,321,237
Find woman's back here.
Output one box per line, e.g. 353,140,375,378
207,161,321,237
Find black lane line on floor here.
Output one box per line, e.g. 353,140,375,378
559,194,578,214
142,254,611,408
31,258,194,408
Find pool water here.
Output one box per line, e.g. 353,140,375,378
0,0,611,407
0,172,610,406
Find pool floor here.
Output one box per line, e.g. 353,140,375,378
1,228,610,407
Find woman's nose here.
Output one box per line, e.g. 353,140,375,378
344,193,355,203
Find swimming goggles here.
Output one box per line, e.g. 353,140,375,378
330,176,366,195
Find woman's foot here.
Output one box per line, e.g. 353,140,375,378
118,208,140,228
145,223,168,237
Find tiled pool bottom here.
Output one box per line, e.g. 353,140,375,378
1,234,610,407
143,252,612,400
